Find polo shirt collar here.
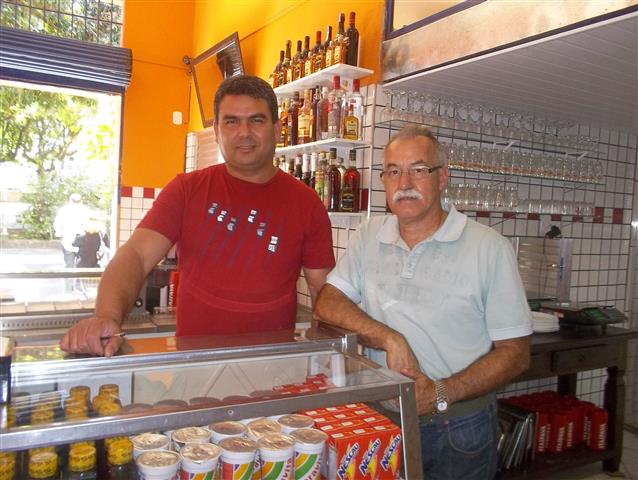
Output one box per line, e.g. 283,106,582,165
377,205,467,246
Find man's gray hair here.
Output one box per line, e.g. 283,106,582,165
385,125,448,166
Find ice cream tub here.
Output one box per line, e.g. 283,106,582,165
290,429,328,480
208,421,246,444
258,433,295,480
246,418,281,441
136,450,181,480
219,437,258,480
179,442,221,480
277,414,314,435
131,432,171,460
172,427,211,452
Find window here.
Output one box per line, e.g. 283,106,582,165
0,0,129,312
0,0,123,46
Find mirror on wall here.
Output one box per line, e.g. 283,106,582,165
190,32,244,128
385,0,484,39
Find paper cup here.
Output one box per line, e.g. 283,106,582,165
179,442,221,479
258,433,295,480
208,421,246,444
219,437,257,480
172,427,211,452
290,429,328,480
136,450,180,480
277,415,314,435
131,433,171,460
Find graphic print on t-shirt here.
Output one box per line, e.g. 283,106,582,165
198,200,282,271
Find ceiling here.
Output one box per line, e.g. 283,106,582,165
385,12,638,133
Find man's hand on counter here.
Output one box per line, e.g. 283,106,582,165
60,316,124,357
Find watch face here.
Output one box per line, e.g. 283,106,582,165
437,400,448,413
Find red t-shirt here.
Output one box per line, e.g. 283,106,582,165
138,164,335,336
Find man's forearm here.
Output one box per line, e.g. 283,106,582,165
314,284,401,351
445,336,530,404
94,246,148,324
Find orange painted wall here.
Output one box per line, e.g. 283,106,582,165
120,0,195,188
120,0,384,185
188,0,384,132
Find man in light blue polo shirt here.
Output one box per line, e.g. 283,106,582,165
315,125,532,480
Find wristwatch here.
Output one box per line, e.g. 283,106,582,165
433,380,449,414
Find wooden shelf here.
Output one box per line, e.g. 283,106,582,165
275,138,369,155
273,64,373,96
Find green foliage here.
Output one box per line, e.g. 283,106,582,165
0,0,122,46
1,87,97,174
2,85,116,240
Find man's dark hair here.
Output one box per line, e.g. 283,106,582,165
386,125,447,166
214,75,278,124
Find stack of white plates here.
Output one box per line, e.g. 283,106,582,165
532,311,560,333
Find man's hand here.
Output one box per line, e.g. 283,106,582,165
400,367,437,415
384,331,421,373
60,316,124,357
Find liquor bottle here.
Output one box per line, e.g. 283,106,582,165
278,98,289,148
297,89,313,144
332,13,348,65
327,76,344,138
286,92,300,146
300,36,310,79
106,438,136,479
310,86,321,142
270,50,284,88
283,40,293,85
279,155,288,173
337,154,347,193
342,78,364,140
345,11,359,66
326,148,341,211
63,444,97,479
287,156,295,176
314,154,326,202
309,152,318,189
341,149,361,212
293,154,303,180
292,40,303,81
323,25,334,68
316,86,330,140
302,153,311,186
309,30,323,74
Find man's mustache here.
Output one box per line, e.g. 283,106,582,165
393,189,424,202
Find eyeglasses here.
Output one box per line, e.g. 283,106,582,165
380,165,443,180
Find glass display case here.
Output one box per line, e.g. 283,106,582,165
0,325,422,477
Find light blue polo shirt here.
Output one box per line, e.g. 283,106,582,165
327,206,532,380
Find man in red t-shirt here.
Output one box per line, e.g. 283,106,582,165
61,75,335,356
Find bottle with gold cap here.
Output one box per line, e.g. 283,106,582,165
27,450,58,480
105,438,136,479
0,451,16,480
62,444,96,479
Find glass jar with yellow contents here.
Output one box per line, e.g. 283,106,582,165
63,444,97,479
27,451,58,480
